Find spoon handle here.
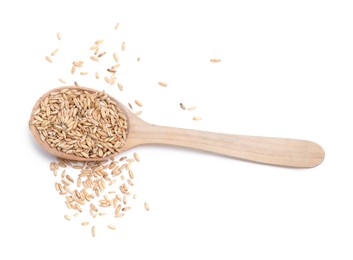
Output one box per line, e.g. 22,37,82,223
133,124,324,168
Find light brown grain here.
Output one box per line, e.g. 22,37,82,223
66,175,74,183
113,52,119,63
158,82,167,87
187,105,197,111
90,56,99,62
133,152,140,162
210,58,221,63
115,204,121,216
50,162,58,171
51,48,59,56
128,169,134,179
107,224,116,230
95,39,104,44
61,170,66,178
98,52,106,58
71,65,76,74
91,226,96,237
134,100,143,107
107,68,116,73
58,162,66,168
45,56,53,63
144,202,150,211
117,83,123,91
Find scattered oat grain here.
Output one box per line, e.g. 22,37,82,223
50,162,58,171
121,42,125,51
64,215,71,221
95,39,104,44
113,52,119,63
91,226,96,237
66,175,74,183
81,222,89,226
90,56,99,62
128,169,135,179
74,60,84,67
158,82,167,87
58,162,66,170
134,100,143,107
45,56,53,63
71,65,76,74
107,224,116,230
117,83,123,91
57,32,61,40
144,202,150,211
51,48,59,56
192,116,202,121
107,68,116,73
180,103,185,110
98,52,106,58
133,152,140,162
187,105,197,111
210,58,221,63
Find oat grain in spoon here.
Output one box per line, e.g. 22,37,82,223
29,86,325,167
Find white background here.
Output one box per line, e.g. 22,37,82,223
0,0,352,259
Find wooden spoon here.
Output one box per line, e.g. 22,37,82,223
29,86,325,168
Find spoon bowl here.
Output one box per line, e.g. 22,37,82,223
29,86,325,168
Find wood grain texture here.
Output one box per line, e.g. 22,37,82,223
29,86,325,167
126,115,325,168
